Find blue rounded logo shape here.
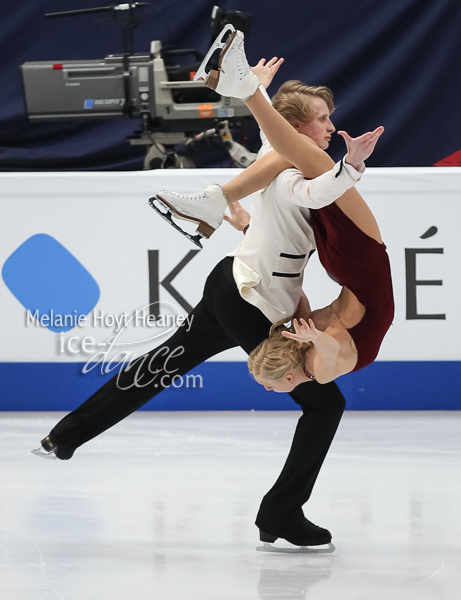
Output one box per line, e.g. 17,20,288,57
2,234,100,332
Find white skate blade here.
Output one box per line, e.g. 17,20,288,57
148,197,203,249
193,24,236,81
31,447,57,460
256,542,336,554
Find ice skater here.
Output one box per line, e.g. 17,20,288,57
155,26,394,388
32,30,380,554
247,170,394,387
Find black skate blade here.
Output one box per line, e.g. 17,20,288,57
256,542,336,554
148,197,203,249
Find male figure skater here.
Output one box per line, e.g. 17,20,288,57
33,36,375,551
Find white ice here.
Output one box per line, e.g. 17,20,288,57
0,411,460,600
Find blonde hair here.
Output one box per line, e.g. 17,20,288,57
272,80,335,125
248,320,313,382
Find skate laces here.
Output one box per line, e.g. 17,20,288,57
221,34,250,81
237,40,251,77
234,37,251,79
172,191,208,201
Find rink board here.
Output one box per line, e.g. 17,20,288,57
0,168,460,410
0,361,459,411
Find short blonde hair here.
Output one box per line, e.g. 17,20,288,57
272,80,335,125
248,321,313,382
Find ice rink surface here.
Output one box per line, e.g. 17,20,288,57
1,410,460,600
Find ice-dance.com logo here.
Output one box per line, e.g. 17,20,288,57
25,302,195,381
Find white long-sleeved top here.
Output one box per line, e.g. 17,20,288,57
230,122,363,324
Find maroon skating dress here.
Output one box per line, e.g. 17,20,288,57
310,202,394,372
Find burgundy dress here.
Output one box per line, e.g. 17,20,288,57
310,202,394,372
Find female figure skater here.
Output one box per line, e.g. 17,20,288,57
160,27,394,389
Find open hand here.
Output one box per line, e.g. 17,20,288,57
223,201,251,232
251,57,284,89
281,318,320,344
338,126,384,171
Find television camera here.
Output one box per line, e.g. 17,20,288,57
20,4,258,169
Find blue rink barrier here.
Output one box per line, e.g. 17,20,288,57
0,361,460,411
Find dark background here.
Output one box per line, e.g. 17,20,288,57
1,0,460,171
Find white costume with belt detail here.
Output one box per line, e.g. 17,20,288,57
230,98,363,323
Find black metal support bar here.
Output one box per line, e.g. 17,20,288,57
45,3,149,19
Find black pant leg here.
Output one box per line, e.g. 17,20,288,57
255,380,346,532
49,299,236,457
49,257,273,459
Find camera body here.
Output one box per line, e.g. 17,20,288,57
20,5,256,167
21,40,251,136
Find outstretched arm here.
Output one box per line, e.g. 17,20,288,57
221,56,293,204
222,125,382,207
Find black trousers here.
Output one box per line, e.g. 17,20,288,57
50,257,345,533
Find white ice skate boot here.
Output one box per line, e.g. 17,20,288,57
149,184,229,249
194,27,260,101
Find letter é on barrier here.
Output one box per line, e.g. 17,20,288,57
148,250,200,318
405,227,445,320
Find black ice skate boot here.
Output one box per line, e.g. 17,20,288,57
258,516,335,554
